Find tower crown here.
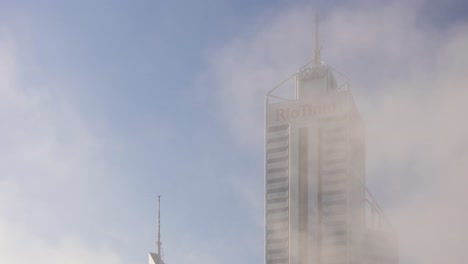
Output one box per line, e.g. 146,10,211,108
297,15,338,99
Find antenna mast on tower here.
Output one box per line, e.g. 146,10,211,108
157,195,161,257
314,14,321,65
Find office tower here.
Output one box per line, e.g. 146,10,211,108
264,16,398,264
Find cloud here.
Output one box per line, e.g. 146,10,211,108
203,4,316,146
0,29,123,264
0,219,122,264
205,1,468,263
364,23,468,263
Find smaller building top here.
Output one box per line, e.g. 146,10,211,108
149,196,165,264
149,252,164,264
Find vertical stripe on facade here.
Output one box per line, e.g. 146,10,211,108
298,128,309,264
266,124,290,264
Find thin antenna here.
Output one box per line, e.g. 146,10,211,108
157,195,161,257
314,14,321,65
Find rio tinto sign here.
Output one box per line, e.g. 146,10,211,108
267,94,348,125
275,103,337,121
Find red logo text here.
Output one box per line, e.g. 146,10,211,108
275,104,336,121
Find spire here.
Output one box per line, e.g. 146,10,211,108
314,14,321,65
157,195,161,257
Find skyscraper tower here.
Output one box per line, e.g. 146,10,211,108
264,16,398,264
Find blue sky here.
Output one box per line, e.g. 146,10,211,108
1,1,468,264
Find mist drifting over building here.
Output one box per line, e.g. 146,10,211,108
264,17,398,264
